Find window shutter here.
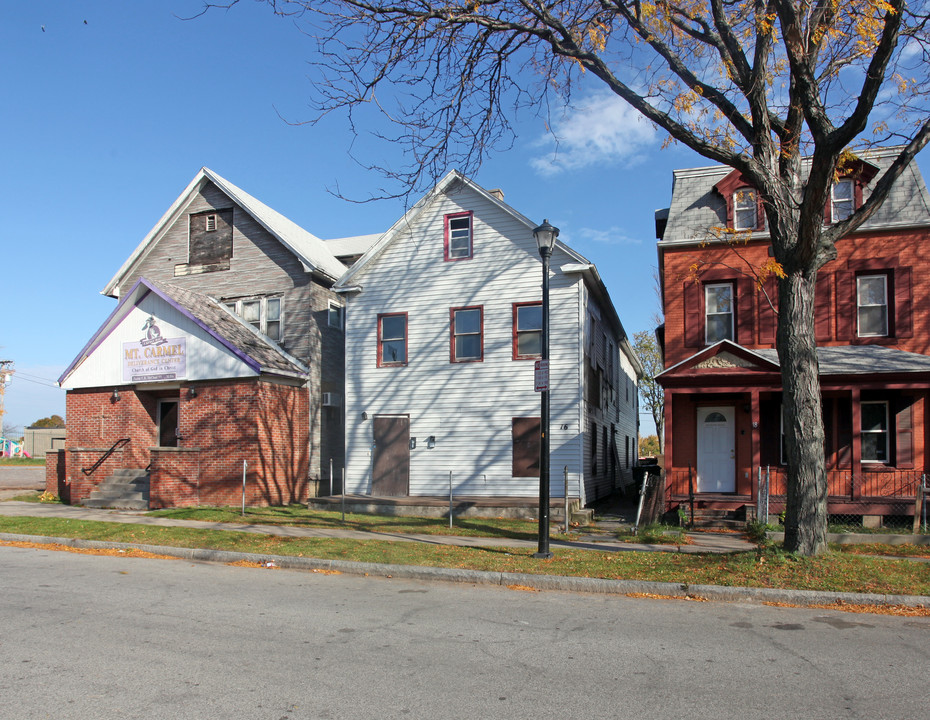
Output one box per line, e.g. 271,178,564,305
895,397,914,469
512,417,541,477
835,271,854,340
737,277,754,345
815,273,833,342
894,266,913,338
758,277,777,344
683,281,703,347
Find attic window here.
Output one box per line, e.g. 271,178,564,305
183,208,234,272
445,211,473,261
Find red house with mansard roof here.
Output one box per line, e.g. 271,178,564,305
655,147,930,525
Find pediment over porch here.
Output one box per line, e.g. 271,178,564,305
657,340,781,385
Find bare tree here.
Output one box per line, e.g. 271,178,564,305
633,330,664,455
203,0,930,555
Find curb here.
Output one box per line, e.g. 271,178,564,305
3,532,928,609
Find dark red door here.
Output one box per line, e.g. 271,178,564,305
372,416,410,496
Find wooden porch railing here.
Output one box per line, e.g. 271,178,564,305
665,466,924,499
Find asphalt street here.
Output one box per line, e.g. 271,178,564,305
1,544,928,720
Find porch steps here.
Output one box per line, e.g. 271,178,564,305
84,469,150,510
687,507,749,531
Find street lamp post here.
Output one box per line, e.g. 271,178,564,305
532,219,559,559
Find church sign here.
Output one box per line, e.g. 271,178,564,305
122,316,187,382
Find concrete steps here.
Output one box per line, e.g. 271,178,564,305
84,469,150,510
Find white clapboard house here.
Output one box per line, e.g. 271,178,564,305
333,171,643,508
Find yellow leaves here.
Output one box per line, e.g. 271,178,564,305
587,22,608,52
757,258,786,288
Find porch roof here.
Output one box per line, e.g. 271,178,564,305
753,346,930,376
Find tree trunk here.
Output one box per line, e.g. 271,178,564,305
777,268,829,555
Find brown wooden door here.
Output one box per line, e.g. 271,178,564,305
372,415,410,496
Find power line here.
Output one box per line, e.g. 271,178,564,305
11,374,60,389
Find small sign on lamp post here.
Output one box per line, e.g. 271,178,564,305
534,359,549,392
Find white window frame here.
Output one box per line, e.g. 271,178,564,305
733,189,757,230
705,283,735,344
831,179,854,222
856,274,889,338
225,296,284,343
328,301,344,330
860,400,890,464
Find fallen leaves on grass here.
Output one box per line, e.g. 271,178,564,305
763,600,930,616
0,539,177,560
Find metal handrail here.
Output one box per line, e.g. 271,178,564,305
81,438,130,476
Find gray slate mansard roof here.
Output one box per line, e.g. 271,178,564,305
103,168,348,297
754,345,930,376
60,277,308,386
659,146,930,245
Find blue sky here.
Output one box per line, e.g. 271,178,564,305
2,2,924,438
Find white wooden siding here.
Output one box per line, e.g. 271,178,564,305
344,184,586,498
63,294,257,389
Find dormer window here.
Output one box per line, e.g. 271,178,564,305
714,170,764,231
733,189,758,230
444,211,473,261
831,179,854,222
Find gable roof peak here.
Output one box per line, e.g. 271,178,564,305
102,168,347,297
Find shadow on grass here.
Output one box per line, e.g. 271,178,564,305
146,504,554,541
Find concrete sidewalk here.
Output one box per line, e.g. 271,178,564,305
0,500,756,554
3,500,928,608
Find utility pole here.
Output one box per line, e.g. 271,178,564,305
0,360,13,438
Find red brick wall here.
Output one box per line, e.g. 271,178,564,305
60,378,311,508
67,447,128,503
149,449,200,508
661,228,930,367
65,388,157,469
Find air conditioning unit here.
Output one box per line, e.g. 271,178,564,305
322,392,341,407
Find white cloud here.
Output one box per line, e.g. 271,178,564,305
573,226,642,246
530,93,657,176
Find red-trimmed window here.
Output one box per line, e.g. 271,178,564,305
733,189,759,230
705,282,735,343
714,170,765,231
856,273,889,337
377,313,407,367
831,179,854,222
444,211,473,261
450,306,483,362
513,302,542,359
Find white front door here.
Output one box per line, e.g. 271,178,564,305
697,406,735,493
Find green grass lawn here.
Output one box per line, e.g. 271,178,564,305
148,504,575,541
0,457,45,466
1,514,928,596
